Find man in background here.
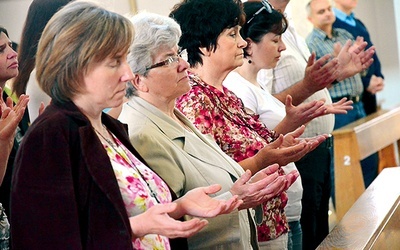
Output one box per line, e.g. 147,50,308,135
333,0,384,115
306,0,378,212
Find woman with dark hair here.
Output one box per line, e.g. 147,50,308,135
12,0,73,122
0,26,29,250
223,2,353,249
171,0,328,249
0,25,30,222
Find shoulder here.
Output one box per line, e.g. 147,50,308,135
28,105,74,137
333,18,346,27
120,110,154,140
181,83,210,101
335,28,354,39
224,72,251,92
224,74,259,99
354,18,367,29
24,103,94,151
305,30,320,44
119,102,147,126
177,87,214,112
129,124,164,150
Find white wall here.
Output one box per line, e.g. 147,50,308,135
0,0,31,43
135,0,179,16
0,0,179,42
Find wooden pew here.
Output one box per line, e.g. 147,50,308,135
317,167,400,249
332,106,400,220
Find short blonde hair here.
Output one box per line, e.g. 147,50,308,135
36,1,134,103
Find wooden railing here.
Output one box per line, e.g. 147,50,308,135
317,167,400,249
331,106,400,220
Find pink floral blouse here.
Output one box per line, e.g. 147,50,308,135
176,73,289,241
102,133,172,249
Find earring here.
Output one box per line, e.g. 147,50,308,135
248,59,252,64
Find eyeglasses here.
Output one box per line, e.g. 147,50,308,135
246,0,273,24
145,49,188,71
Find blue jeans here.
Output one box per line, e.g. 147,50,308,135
288,220,302,250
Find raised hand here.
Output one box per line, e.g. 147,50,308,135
0,89,29,143
350,36,375,71
0,88,30,183
303,52,339,93
335,39,375,81
129,203,209,239
276,52,340,106
279,95,326,133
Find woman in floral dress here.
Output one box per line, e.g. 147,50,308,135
10,2,241,249
171,0,327,248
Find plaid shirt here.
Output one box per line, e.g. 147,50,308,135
306,27,363,99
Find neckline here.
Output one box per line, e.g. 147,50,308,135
93,124,117,148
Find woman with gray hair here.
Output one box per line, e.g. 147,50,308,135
10,2,242,249
119,12,299,250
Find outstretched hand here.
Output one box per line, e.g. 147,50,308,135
231,164,300,210
281,126,328,152
254,126,328,167
325,97,353,115
128,184,243,239
281,125,325,154
254,134,308,167
173,184,242,218
250,164,299,192
231,166,279,209
129,203,208,239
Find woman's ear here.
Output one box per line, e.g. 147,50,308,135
199,46,211,57
245,38,253,56
131,74,149,93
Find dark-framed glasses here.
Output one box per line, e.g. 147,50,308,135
246,0,273,24
145,49,188,71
